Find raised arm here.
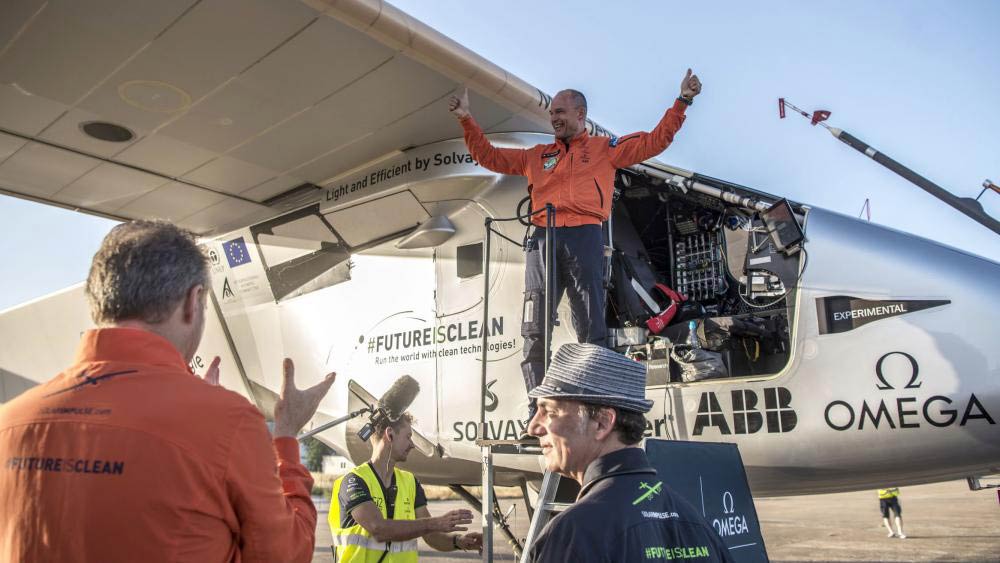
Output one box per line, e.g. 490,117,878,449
225,413,318,563
225,359,336,563
449,88,530,176
609,68,702,168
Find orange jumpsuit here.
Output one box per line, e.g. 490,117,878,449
459,98,688,226
0,328,316,563
459,99,690,410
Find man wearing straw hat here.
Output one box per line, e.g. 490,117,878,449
525,343,732,562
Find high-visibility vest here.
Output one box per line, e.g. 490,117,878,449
329,463,419,563
878,488,900,499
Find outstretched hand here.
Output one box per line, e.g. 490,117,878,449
680,68,702,100
435,509,474,533
273,358,336,438
448,88,470,119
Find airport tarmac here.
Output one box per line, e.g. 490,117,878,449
312,479,999,562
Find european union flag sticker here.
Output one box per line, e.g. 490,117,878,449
223,237,251,268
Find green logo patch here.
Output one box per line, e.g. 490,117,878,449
633,481,663,505
543,156,558,170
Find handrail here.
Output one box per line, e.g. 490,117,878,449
478,202,555,562
480,204,556,438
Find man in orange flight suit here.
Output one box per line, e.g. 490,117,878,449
0,221,336,562
449,69,702,421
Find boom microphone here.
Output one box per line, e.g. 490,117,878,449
355,375,421,442
296,375,421,441
378,375,420,421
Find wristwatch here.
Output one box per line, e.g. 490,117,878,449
677,96,693,106
452,535,461,550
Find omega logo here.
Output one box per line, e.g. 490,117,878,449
824,352,995,431
712,490,748,537
722,491,735,515
875,351,921,390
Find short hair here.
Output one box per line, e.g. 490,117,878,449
85,220,209,325
372,411,415,441
583,403,646,445
558,89,588,116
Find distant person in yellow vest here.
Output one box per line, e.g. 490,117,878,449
878,487,906,539
329,412,483,561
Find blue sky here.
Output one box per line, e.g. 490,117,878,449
1,0,998,310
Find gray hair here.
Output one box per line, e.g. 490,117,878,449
85,220,209,325
582,403,646,445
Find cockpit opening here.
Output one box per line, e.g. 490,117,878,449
605,169,807,385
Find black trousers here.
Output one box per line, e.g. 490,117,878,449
521,224,607,413
880,497,902,518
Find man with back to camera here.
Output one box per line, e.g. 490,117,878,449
449,69,702,423
525,343,732,562
330,411,483,561
0,220,336,562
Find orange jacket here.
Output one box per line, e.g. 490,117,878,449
0,328,316,563
460,98,688,226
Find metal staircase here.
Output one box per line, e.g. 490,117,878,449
475,204,560,561
475,439,580,562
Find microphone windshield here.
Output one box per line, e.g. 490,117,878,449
378,375,420,420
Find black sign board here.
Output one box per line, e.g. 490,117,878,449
815,296,950,334
645,439,768,563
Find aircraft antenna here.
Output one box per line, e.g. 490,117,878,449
858,198,871,221
975,179,999,203
778,98,1000,236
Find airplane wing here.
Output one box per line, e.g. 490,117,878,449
0,0,602,236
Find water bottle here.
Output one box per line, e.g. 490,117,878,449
687,320,701,349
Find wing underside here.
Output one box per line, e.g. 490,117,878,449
0,0,573,235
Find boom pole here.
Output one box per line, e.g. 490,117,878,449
779,98,1000,236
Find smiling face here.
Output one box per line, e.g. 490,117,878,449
549,90,586,141
528,397,601,479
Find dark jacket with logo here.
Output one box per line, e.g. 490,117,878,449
527,448,733,563
459,100,687,227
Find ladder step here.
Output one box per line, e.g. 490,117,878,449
519,470,580,563
475,439,541,455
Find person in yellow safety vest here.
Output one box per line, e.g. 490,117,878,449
329,412,483,561
877,487,906,539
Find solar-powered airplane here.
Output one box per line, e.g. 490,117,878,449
1,0,997,507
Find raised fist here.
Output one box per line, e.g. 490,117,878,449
680,69,702,100
448,88,470,119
